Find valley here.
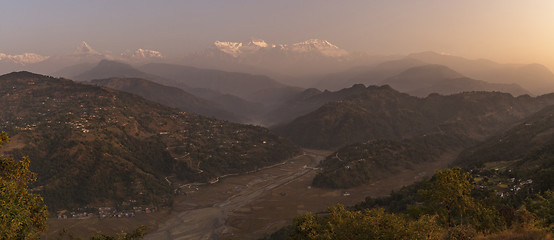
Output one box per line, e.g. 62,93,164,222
2,68,554,239
43,147,458,240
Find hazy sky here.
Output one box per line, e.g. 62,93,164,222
2,0,554,69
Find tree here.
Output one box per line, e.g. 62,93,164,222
288,204,443,240
418,167,474,226
0,131,48,239
90,225,147,240
525,191,554,231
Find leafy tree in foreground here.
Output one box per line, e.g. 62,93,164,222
0,131,48,239
288,204,443,240
91,225,147,240
417,167,475,226
525,191,554,232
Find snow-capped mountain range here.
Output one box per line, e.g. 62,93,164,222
178,38,366,79
211,39,349,58
0,52,49,65
2,39,554,95
0,41,165,75
70,41,165,62
0,38,360,78
121,48,164,60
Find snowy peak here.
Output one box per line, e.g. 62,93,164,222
211,38,349,58
74,41,100,55
214,41,243,57
0,41,167,75
248,39,269,48
292,39,337,49
0,52,49,65
71,41,164,63
121,48,164,60
290,39,348,57
241,39,272,54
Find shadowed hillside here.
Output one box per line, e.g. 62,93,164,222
0,72,300,211
275,85,554,149
381,64,529,97
91,77,245,122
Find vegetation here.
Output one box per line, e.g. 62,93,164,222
287,205,442,240
1,130,147,239
285,92,554,239
4,71,554,239
91,77,243,123
0,131,48,239
279,168,553,239
53,225,146,240
276,85,554,149
0,72,300,212
313,133,473,188
264,83,369,126
455,104,554,169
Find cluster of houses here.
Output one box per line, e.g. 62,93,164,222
473,173,534,198
498,178,534,198
56,206,158,220
7,98,118,133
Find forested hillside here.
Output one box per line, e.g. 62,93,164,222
276,85,554,149
0,72,300,211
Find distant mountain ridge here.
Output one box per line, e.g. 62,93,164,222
74,59,166,82
381,64,530,97
262,84,370,126
180,38,374,78
409,51,554,94
314,58,427,91
139,62,302,103
91,77,244,122
2,41,554,95
314,60,531,96
0,41,165,76
275,85,554,149
64,59,542,129
72,60,293,124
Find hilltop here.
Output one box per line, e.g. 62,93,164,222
0,72,300,211
382,64,529,97
276,85,554,149
262,84,370,126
